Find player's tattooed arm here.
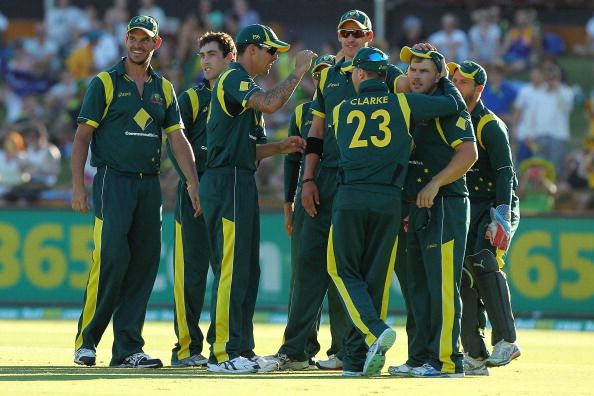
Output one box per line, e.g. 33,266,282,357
247,73,303,113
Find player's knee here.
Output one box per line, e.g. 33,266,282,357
467,249,499,276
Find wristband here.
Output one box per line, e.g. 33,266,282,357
302,178,315,184
305,137,323,156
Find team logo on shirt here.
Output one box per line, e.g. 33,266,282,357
151,93,163,105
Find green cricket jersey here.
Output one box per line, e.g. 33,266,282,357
333,78,467,188
205,62,267,171
284,101,312,202
78,58,183,174
311,59,403,168
467,100,518,206
403,80,476,200
167,81,211,180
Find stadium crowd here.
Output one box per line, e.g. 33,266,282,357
0,0,593,212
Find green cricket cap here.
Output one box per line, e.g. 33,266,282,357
312,54,336,73
400,46,444,73
342,47,388,72
127,15,159,38
235,24,290,52
337,9,372,30
447,60,487,85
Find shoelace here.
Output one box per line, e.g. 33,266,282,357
125,352,149,365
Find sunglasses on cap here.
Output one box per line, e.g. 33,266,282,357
338,29,368,39
258,44,278,56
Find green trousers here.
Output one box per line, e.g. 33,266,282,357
171,177,211,362
74,166,162,366
287,192,321,359
328,185,400,371
461,197,519,358
200,167,259,363
279,166,349,361
406,196,469,374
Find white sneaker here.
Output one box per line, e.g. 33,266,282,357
246,355,279,372
269,353,309,371
207,356,258,374
363,328,396,376
171,353,208,367
315,354,343,370
486,340,521,367
464,353,489,376
388,362,414,377
115,352,163,368
74,348,96,366
411,363,465,378
342,370,363,377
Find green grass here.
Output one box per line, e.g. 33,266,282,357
1,321,593,395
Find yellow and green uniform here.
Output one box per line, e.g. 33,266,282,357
403,81,476,375
199,62,266,364
279,61,406,362
328,78,467,371
74,58,183,366
461,100,519,359
166,81,212,364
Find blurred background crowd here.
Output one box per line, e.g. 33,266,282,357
0,0,593,214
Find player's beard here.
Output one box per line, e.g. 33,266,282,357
128,51,153,66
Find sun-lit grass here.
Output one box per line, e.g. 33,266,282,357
1,320,593,395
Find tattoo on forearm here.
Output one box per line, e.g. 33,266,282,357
251,73,302,111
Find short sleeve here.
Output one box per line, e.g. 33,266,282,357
436,110,476,149
77,74,108,128
224,69,263,108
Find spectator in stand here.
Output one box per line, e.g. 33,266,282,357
0,131,28,199
44,0,88,54
517,158,557,214
512,66,546,163
198,0,224,32
468,8,502,64
573,11,594,56
21,23,60,76
0,11,8,44
428,13,469,63
232,0,261,30
562,136,594,211
396,15,427,50
66,31,101,81
104,0,130,42
585,64,594,137
138,0,166,31
500,9,542,74
22,122,61,190
481,61,518,125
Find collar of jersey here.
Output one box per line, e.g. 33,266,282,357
116,57,159,80
470,99,486,119
358,79,388,94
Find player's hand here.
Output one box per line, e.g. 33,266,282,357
283,202,294,236
294,50,318,77
485,205,511,251
186,182,202,217
301,180,320,217
71,185,90,213
416,180,439,208
278,136,306,154
412,42,438,52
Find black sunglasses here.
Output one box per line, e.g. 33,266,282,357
258,44,278,56
338,29,368,39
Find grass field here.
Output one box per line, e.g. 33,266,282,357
1,321,593,395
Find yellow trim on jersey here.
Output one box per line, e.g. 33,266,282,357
393,74,403,93
74,217,103,350
213,217,235,363
318,67,330,95
164,123,183,134
187,88,200,123
295,103,304,131
332,101,345,138
83,120,100,128
216,69,235,117
327,226,376,347
173,220,192,360
312,109,326,119
476,113,498,150
435,119,449,146
450,139,463,148
97,71,114,122
380,235,398,320
162,77,174,108
396,93,411,134
439,239,456,374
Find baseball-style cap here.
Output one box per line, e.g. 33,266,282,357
127,15,159,38
235,24,290,52
337,9,372,30
447,60,487,85
312,54,336,73
400,46,444,73
342,47,388,72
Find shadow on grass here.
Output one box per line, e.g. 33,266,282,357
0,366,402,381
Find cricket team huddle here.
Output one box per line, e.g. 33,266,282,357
70,9,521,377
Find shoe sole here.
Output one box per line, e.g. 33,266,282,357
315,363,342,370
279,362,310,371
465,368,490,376
113,363,164,368
485,350,521,367
363,329,396,376
388,368,412,377
206,366,257,374
74,358,96,367
171,359,208,367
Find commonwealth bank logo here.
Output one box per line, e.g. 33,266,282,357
133,108,153,130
